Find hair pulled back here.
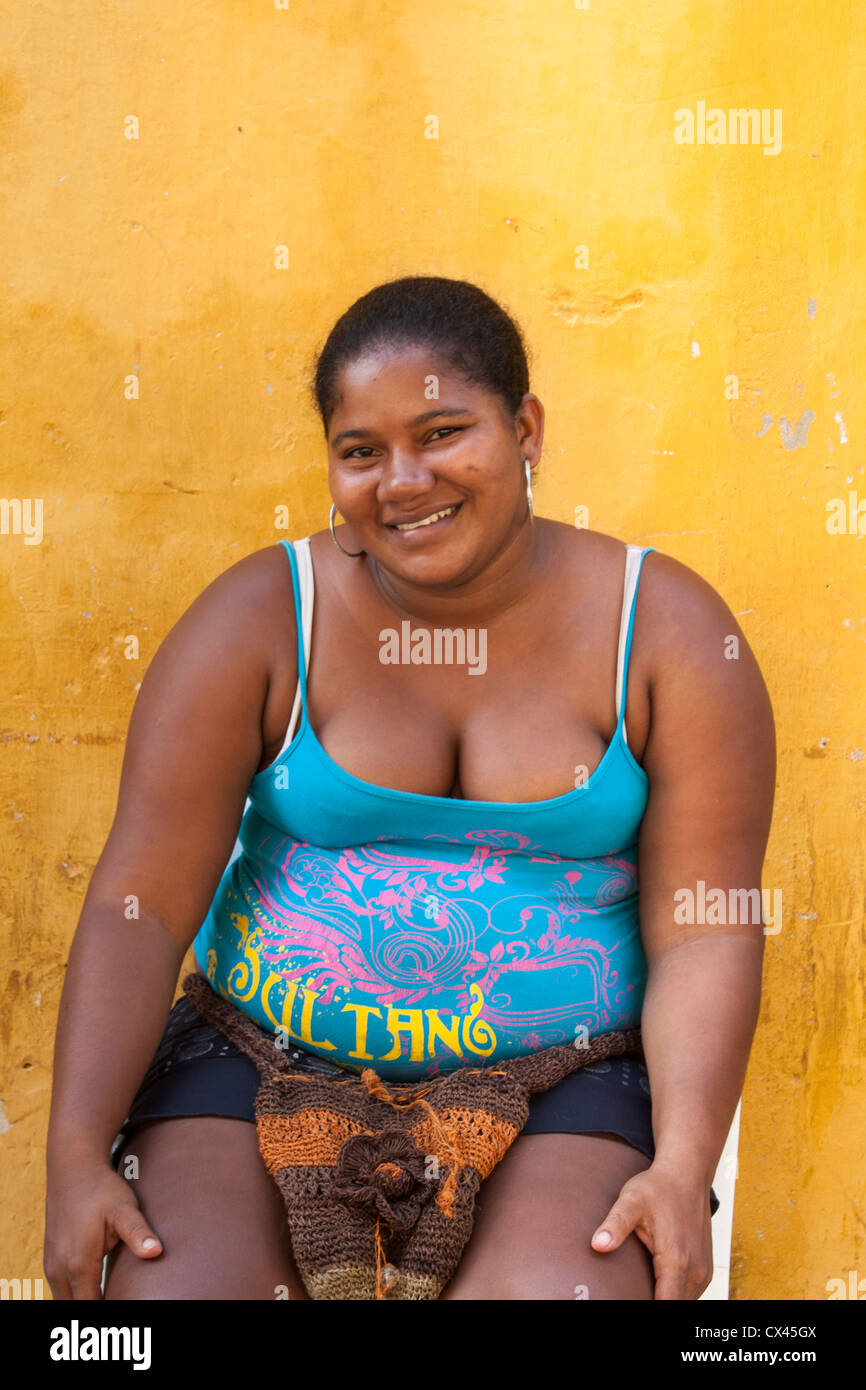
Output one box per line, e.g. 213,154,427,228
311,275,531,436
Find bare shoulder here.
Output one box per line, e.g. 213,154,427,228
625,541,776,781
550,520,737,630
197,540,295,607
629,544,769,690
149,542,299,698
178,541,297,634
551,518,773,713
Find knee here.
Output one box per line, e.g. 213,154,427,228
442,1258,582,1301
442,1241,654,1301
103,1240,307,1301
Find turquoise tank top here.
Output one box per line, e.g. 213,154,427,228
193,537,655,1080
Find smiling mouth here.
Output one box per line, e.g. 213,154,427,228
388,503,462,534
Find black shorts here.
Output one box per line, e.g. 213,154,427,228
110,991,719,1217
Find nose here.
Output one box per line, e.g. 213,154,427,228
375,449,438,502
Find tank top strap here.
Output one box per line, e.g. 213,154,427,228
278,536,314,745
614,545,655,744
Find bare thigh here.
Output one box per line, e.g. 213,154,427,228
103,1116,308,1300
440,1131,655,1300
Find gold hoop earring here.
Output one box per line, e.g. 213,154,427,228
328,503,365,557
523,457,534,520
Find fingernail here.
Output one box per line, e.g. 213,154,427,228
594,1230,612,1247
141,1238,159,1251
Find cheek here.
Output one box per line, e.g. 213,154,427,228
332,472,378,505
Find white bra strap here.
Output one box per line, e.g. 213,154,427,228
228,536,314,866
278,535,314,759
614,544,643,744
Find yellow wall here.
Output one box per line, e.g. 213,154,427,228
1,2,863,1300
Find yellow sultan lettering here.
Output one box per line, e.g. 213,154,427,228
424,1009,464,1058
298,988,337,1050
260,971,298,1034
341,1002,382,1059
461,985,497,1057
379,1007,425,1062
226,930,261,1003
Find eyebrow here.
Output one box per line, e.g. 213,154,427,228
331,407,475,447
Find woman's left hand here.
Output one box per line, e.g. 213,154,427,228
590,1160,714,1299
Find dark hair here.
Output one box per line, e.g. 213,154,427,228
310,275,532,436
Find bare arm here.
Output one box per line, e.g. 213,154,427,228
44,544,296,1298
591,553,776,1298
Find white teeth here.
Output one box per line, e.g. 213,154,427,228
394,505,458,532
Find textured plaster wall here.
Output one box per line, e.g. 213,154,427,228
0,1,863,1299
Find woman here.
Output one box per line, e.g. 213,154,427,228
44,276,776,1300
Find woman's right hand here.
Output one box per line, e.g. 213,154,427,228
44,1160,163,1300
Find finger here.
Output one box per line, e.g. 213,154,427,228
68,1253,105,1301
45,1263,72,1302
653,1258,690,1301
111,1201,163,1259
591,1195,642,1253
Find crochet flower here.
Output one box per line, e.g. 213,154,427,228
330,1129,434,1232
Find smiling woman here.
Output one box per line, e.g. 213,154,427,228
45,276,775,1302
317,279,539,591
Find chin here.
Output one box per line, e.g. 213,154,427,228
389,548,478,587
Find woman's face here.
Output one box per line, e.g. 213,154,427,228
326,343,543,587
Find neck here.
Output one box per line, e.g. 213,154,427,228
365,517,547,628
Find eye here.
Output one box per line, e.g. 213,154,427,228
427,426,463,442
342,426,462,459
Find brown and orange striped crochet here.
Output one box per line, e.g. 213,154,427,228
182,971,643,1301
